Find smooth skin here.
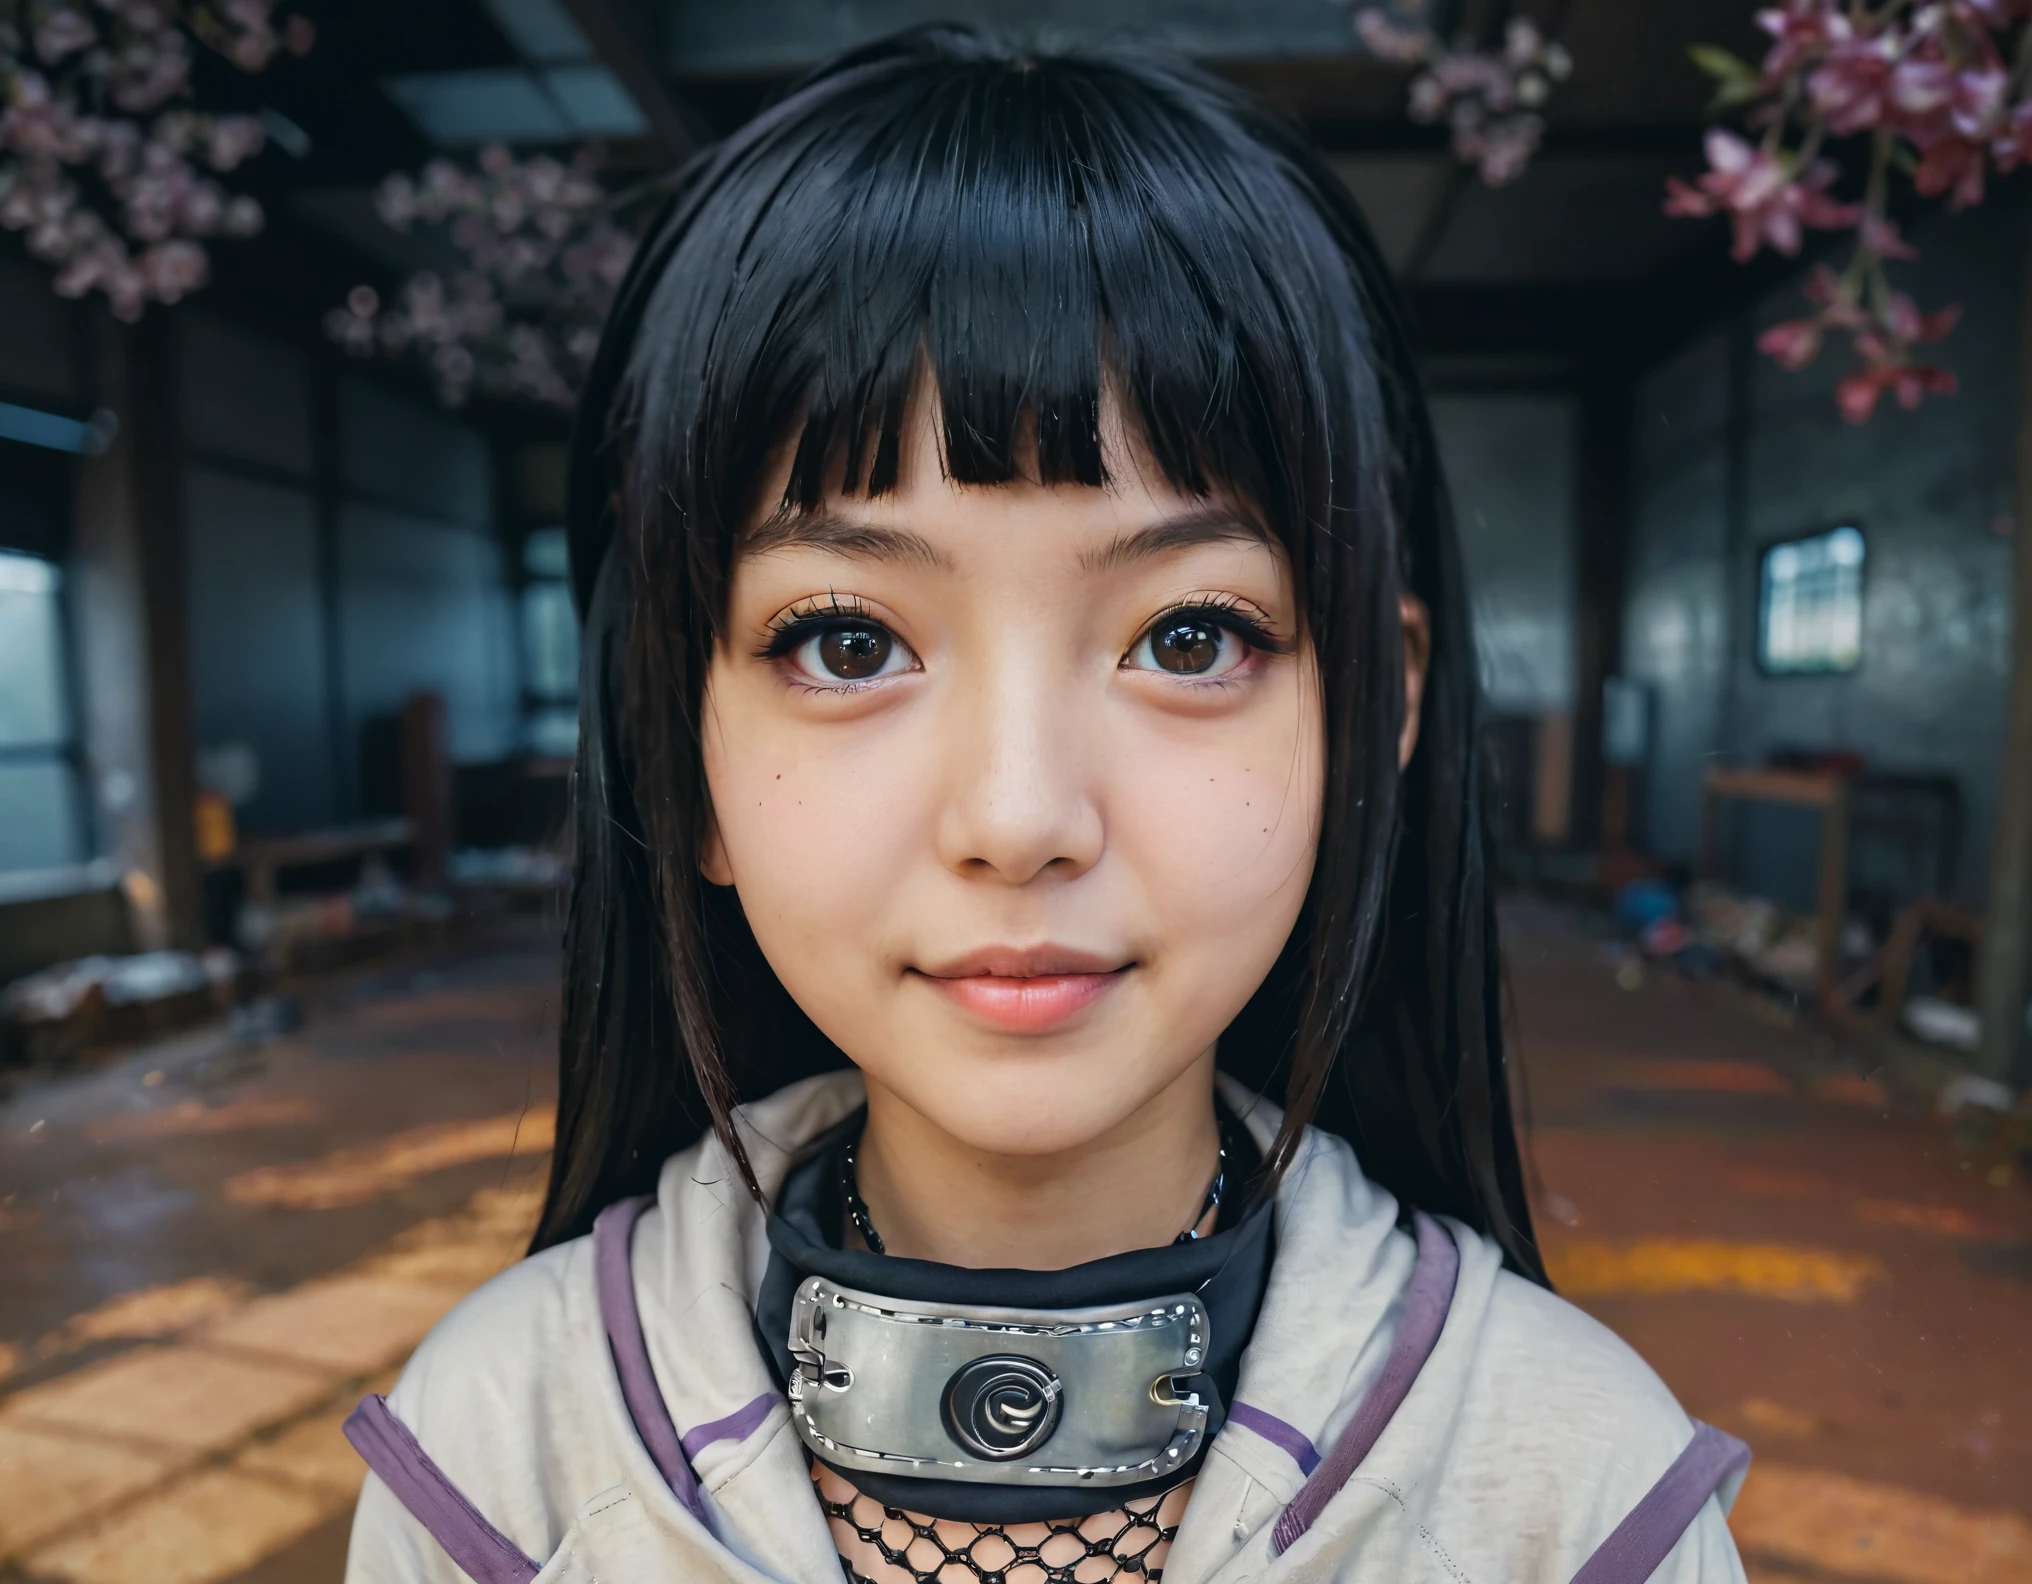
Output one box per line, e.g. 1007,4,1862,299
700,395,1428,1273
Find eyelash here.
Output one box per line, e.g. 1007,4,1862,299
752,592,1291,683
756,593,879,659
1139,595,1291,663
754,593,912,694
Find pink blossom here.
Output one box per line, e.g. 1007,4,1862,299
222,0,280,69
96,119,143,179
207,114,265,171
377,172,418,228
1503,18,1544,70
1808,25,1897,136
140,237,206,299
1664,129,1860,260
1859,214,1918,261
491,188,526,233
1758,318,1825,370
1994,100,2032,168
230,34,275,71
34,9,98,63
1458,113,1542,185
179,181,223,233
1887,56,1956,118
1755,2,1838,77
110,34,192,113
1355,10,1431,66
1885,292,1961,343
1947,63,2008,136
1914,135,1987,205
1836,363,1957,423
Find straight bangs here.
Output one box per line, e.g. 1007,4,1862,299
547,26,1543,1284
622,35,1397,617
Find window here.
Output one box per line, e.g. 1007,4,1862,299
0,550,88,873
520,526,579,756
1759,525,1864,675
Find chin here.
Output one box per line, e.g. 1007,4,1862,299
879,1044,1189,1160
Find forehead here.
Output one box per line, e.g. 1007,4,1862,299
737,388,1274,570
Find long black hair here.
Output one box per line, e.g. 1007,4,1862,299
536,26,1545,1284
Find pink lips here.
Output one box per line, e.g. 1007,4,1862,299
914,948,1130,1034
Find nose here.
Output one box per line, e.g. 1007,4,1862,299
933,661,1104,886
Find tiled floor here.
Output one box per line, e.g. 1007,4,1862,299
0,908,2027,1582
0,918,557,1583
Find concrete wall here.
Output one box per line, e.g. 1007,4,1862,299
1626,204,2022,906
1625,328,1734,872
334,378,518,771
185,467,336,832
0,256,79,407
0,273,527,978
179,321,521,835
0,260,89,884
180,314,332,835
1431,393,1582,716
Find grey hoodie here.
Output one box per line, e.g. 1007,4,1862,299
343,1073,1749,1583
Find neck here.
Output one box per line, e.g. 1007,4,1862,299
851,1052,1222,1269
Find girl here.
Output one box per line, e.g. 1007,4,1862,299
344,27,1750,1584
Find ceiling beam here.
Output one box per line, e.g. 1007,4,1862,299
559,0,705,163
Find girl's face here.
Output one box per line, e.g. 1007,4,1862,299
701,402,1325,1162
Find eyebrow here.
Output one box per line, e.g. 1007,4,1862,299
739,511,950,570
737,505,1269,573
1078,510,1274,574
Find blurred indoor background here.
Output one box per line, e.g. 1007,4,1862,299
1,1,2029,1579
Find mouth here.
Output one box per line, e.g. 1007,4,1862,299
911,947,1133,1034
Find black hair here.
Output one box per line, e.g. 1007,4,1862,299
537,25,1545,1284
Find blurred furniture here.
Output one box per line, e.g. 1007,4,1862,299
1846,772,1962,904
221,819,416,906
1700,766,1851,1012
1533,709,1573,847
1703,762,1968,1020
1840,898,1985,1028
400,691,451,890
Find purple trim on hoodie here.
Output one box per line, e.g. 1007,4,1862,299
680,1391,782,1461
343,1395,541,1584
593,1195,710,1522
1226,1401,1322,1475
1568,1422,1752,1584
1271,1211,1459,1556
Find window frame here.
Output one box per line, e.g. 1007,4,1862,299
1754,523,1867,679
0,546,96,874
515,524,579,758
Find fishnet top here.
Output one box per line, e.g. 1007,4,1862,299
813,1462,1192,1584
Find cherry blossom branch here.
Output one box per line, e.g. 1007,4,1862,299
325,144,645,408
0,1,313,320
1667,0,2032,422
1354,2,1573,185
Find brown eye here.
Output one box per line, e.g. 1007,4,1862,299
781,618,914,686
1126,608,1252,680
1149,616,1223,674
817,625,892,679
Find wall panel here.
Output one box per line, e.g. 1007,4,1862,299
1626,204,2020,902
338,503,518,767
1431,393,1581,716
185,467,335,833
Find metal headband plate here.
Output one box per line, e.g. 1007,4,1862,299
786,1275,1211,1488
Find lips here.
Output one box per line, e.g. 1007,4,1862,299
913,947,1131,1034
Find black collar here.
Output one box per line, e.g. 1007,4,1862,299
754,1106,1276,1522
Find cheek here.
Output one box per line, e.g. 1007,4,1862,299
701,677,929,971
1104,674,1323,974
